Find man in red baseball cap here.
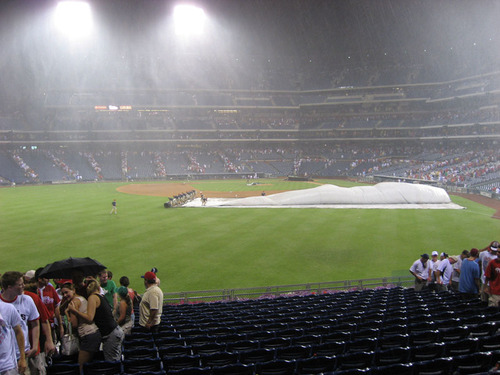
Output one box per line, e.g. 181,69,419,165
139,271,163,333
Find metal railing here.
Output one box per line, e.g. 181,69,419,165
163,276,414,305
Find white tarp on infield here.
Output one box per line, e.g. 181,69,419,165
183,182,464,209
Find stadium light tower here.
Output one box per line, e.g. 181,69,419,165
173,4,206,37
54,1,93,39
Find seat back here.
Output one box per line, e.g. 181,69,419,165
452,352,493,375
211,363,255,375
83,360,122,375
256,359,297,375
238,348,276,365
295,356,337,374
162,355,201,371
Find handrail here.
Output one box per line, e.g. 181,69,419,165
162,276,414,305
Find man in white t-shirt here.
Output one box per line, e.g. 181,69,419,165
428,251,441,291
0,303,27,375
436,253,455,292
409,254,430,291
0,271,40,364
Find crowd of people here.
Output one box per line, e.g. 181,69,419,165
371,149,500,188
11,153,38,182
3,143,500,194
152,152,167,178
82,153,103,181
409,240,500,305
45,151,81,181
164,190,197,208
0,267,164,375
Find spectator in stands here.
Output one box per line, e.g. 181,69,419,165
23,282,57,374
60,283,100,372
24,270,36,284
0,300,27,375
459,248,481,299
435,253,454,292
68,278,124,362
484,254,500,307
479,241,498,302
427,251,440,291
151,267,161,286
119,276,139,307
34,268,60,334
450,250,469,292
71,269,88,299
409,254,430,291
0,272,40,371
141,267,161,287
115,287,133,335
98,270,118,313
139,271,163,333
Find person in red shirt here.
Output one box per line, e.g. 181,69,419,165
24,290,57,374
485,256,500,307
34,268,60,328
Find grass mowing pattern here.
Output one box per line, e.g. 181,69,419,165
1,180,499,293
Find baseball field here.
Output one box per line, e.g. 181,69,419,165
1,178,499,293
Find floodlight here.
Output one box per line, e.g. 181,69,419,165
173,4,206,36
54,1,93,39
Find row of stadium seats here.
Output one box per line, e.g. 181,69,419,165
47,350,500,374
47,287,500,374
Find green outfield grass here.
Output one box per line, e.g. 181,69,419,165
1,179,499,293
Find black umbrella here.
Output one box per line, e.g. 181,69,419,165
39,257,106,279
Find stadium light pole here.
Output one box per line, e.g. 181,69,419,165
53,1,93,39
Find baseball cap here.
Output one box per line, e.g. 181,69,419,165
490,241,499,251
431,251,438,256
117,286,128,298
24,270,35,279
421,253,429,260
142,271,156,282
441,252,448,258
